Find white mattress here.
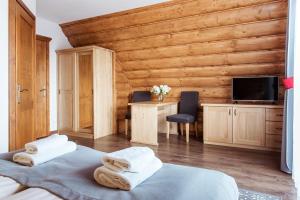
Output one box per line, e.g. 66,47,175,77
0,176,61,200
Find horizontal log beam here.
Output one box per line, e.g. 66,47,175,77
99,19,286,52
68,1,286,46
118,35,285,62
122,49,285,71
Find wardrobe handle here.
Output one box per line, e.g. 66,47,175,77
234,109,237,116
229,109,231,115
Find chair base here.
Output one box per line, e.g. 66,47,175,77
167,122,198,143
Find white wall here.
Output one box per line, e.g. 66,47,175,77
36,17,72,131
293,0,300,198
0,0,9,153
22,0,36,15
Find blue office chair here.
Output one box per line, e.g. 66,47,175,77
166,91,199,143
125,91,152,136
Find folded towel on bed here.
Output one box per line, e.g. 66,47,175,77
13,141,77,166
0,176,24,199
102,147,155,172
25,134,68,154
94,157,162,190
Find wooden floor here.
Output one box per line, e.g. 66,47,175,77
70,133,297,200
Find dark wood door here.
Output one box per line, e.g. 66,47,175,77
35,35,51,139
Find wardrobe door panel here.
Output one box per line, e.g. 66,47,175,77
58,53,75,132
78,52,93,130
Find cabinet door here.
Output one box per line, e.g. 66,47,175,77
57,53,75,132
78,52,93,130
204,106,233,143
233,107,265,146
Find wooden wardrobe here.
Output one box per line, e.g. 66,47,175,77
56,46,115,139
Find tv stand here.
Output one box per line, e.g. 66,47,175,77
201,103,284,151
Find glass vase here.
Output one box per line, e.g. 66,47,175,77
158,94,165,102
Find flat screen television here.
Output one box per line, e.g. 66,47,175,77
232,76,279,102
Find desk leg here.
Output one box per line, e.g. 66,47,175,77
131,106,158,145
158,104,178,135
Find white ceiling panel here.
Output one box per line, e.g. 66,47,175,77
37,0,169,24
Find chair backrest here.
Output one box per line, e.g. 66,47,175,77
179,91,199,118
132,91,152,103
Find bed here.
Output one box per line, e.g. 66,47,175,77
0,145,239,200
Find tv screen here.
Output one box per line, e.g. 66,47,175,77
232,76,279,102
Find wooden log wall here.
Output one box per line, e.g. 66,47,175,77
60,0,287,134
115,60,132,133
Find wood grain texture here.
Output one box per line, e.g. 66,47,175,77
233,107,266,146
36,35,51,138
78,52,93,129
9,0,36,150
57,53,75,132
57,46,115,138
203,103,283,151
61,0,287,134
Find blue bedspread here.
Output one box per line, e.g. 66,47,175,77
0,145,239,200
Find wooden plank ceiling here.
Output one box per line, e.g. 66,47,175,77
60,0,287,133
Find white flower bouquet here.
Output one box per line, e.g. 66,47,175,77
150,85,171,102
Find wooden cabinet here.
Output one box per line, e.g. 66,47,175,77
265,108,283,149
233,107,265,146
202,104,283,151
203,106,232,144
57,46,115,139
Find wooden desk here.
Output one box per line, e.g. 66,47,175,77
128,102,178,145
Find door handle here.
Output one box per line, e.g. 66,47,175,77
17,84,29,104
234,109,237,116
40,88,47,97
228,109,231,115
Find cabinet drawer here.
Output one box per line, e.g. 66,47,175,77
266,109,284,122
266,121,283,135
266,135,282,149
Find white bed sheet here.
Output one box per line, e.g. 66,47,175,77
0,176,61,200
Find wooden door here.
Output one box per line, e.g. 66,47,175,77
78,52,93,130
58,53,75,132
233,107,265,146
203,106,233,144
35,35,51,138
12,2,36,149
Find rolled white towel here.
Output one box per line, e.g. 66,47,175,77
102,147,155,173
0,176,24,199
25,134,68,154
13,141,77,166
94,157,162,190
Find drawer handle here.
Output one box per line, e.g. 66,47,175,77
276,128,282,131
276,114,283,117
